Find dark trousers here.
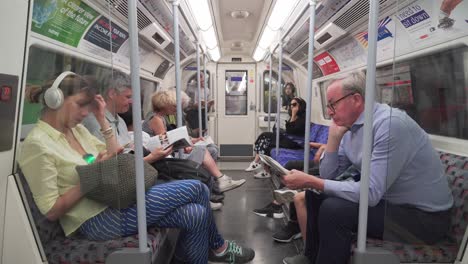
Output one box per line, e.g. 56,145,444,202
304,191,451,264
284,160,320,221
186,108,206,130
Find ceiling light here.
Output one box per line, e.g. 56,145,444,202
230,10,250,19
258,27,275,49
268,0,299,30
202,26,217,50
253,47,266,61
186,0,212,31
208,46,220,61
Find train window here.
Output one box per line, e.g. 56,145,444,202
399,46,468,139
186,71,211,91
319,47,468,139
225,70,248,115
263,70,285,113
319,81,331,120
23,46,159,132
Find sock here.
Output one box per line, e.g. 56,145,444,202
214,243,228,256
439,10,449,19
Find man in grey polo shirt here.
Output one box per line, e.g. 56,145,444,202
282,71,453,264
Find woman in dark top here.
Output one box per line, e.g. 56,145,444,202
282,83,296,110
246,97,307,178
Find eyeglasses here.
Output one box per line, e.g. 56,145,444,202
290,102,298,107
326,93,355,113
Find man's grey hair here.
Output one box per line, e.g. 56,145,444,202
102,71,131,99
326,71,367,98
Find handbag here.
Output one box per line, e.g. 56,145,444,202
151,158,213,190
76,153,158,208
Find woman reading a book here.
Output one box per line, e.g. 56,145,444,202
19,72,255,263
142,89,247,194
246,97,307,179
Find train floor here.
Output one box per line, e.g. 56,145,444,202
213,164,302,263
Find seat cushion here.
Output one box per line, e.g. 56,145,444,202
351,151,468,263
360,238,459,263
43,227,168,264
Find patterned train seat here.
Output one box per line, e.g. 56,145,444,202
16,170,177,264
356,152,468,263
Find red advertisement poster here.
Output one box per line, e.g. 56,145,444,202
313,52,340,76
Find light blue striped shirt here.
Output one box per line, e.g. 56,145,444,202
320,103,453,212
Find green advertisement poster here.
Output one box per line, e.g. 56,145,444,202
31,0,99,47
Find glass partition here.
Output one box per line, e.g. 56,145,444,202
379,1,468,263
225,70,248,115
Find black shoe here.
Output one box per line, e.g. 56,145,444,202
253,202,284,218
211,193,225,203
273,221,302,243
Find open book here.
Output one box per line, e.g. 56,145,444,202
258,154,290,176
163,126,193,150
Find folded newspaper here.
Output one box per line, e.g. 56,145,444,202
258,154,290,176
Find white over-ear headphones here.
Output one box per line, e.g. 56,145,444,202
44,71,76,110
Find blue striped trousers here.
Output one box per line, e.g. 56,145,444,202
79,180,224,263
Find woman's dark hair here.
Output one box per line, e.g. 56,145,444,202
288,97,306,117
283,82,296,95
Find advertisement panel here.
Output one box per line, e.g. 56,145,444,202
32,0,98,47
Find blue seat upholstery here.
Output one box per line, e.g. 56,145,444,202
270,123,329,166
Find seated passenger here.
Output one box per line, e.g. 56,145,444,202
282,82,296,110
82,73,244,194
18,72,255,263
246,97,307,178
253,144,325,244
142,89,219,161
282,71,453,264
119,106,224,210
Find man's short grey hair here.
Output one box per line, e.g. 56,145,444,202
326,71,367,98
103,71,131,98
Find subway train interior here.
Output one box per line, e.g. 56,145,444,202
1,0,468,263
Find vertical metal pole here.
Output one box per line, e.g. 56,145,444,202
303,0,317,173
357,0,379,253
204,54,209,136
275,43,283,156
170,0,182,128
128,0,148,252
196,44,203,138
268,54,273,131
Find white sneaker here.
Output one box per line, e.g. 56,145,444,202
245,160,261,171
210,201,222,211
254,170,271,179
217,174,246,192
274,188,298,204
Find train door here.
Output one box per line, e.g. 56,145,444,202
216,64,256,157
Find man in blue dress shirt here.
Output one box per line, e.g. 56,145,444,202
282,71,453,264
